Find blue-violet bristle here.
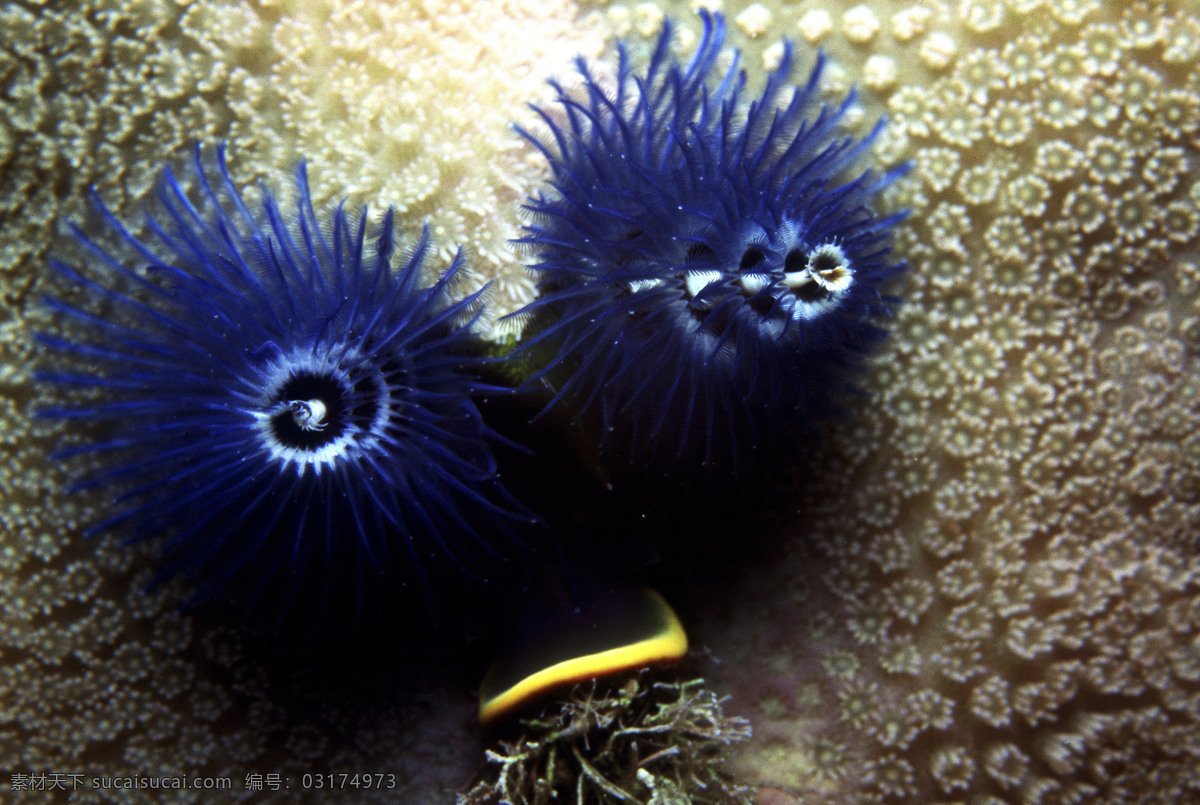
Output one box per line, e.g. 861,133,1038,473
509,12,909,474
37,144,530,616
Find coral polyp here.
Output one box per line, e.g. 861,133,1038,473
510,12,907,474
37,145,528,615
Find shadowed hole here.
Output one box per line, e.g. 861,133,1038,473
784,249,806,274
271,371,348,449
739,247,765,272
795,283,829,304
686,242,717,264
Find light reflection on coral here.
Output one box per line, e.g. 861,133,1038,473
2,0,1199,803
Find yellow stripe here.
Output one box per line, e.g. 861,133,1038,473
479,591,688,725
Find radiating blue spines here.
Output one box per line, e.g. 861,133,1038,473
510,13,908,473
39,145,529,614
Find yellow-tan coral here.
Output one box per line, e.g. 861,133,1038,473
672,1,1200,802
3,0,1200,803
1,1,607,802
1,0,607,332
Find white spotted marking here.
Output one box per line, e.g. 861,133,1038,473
685,270,724,299
783,270,814,290
627,278,665,294
739,273,771,295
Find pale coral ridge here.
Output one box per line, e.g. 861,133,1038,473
0,0,607,333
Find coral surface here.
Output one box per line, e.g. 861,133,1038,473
1,0,605,333
2,1,601,801
672,1,1200,802
461,672,753,805
3,0,1199,803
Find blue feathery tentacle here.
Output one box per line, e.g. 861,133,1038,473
37,144,534,621
507,11,909,475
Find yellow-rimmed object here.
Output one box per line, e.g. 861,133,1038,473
479,588,688,725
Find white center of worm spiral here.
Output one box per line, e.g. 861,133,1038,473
288,399,327,432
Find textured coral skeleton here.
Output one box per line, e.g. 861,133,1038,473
459,673,753,805
0,0,605,334
2,0,1200,803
